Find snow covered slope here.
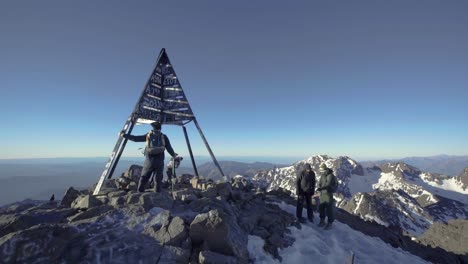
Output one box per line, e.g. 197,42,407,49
248,202,429,264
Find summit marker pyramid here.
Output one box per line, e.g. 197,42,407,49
93,49,224,195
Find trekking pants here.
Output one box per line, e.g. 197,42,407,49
296,192,314,220
319,200,335,223
138,156,164,192
166,167,174,181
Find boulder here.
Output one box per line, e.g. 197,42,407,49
0,224,78,263
190,177,199,189
126,192,143,204
107,190,127,198
95,195,109,205
216,182,232,200
173,189,197,203
199,183,233,200
200,187,218,199
159,246,191,264
199,250,238,264
190,209,248,263
139,192,174,211
110,196,126,207
71,194,102,210
67,205,114,222
65,211,164,264
0,208,76,238
59,187,81,208
144,211,188,247
188,198,236,217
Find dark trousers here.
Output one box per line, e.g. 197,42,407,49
166,167,174,181
138,157,164,192
319,200,335,223
296,192,314,220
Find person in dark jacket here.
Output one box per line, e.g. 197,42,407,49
296,163,316,223
316,163,336,229
123,121,177,192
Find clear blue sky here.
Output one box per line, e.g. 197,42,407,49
1,0,467,160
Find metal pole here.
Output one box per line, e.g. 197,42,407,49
183,125,199,177
193,118,226,180
93,117,135,195
108,119,135,179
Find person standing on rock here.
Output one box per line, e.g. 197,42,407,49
296,163,316,223
122,121,177,192
316,163,338,230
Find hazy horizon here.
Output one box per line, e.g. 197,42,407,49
1,153,467,164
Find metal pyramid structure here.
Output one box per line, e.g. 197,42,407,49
93,49,224,195
134,50,194,125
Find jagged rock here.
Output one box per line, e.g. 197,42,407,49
65,211,164,264
0,207,77,238
95,195,109,205
173,189,198,203
110,196,126,207
67,205,114,222
126,192,143,204
201,186,218,199
200,182,233,200
199,250,238,264
144,211,188,247
59,187,81,208
159,246,191,264
0,224,78,263
190,177,199,189
236,197,295,258
216,182,232,200
107,190,127,198
231,176,253,192
71,194,102,210
89,179,118,193
177,174,194,185
417,219,468,255
189,209,248,263
189,198,237,217
181,193,197,203
139,192,174,211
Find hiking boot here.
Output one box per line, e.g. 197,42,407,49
324,222,333,230
318,220,326,227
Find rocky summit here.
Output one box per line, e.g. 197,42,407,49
0,164,467,264
0,170,296,264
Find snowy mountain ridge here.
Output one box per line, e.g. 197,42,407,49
253,155,468,236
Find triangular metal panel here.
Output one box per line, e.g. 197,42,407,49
133,49,194,125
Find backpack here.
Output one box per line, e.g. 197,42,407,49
145,130,166,155
328,173,339,193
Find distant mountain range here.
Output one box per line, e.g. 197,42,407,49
361,155,468,176
177,161,285,181
253,155,468,236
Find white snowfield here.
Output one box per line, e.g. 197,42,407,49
247,202,429,264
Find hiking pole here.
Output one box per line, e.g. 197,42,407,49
171,156,175,199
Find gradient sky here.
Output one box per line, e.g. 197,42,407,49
1,0,467,160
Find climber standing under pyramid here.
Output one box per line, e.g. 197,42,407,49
122,121,177,192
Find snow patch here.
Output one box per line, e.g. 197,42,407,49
263,202,429,264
